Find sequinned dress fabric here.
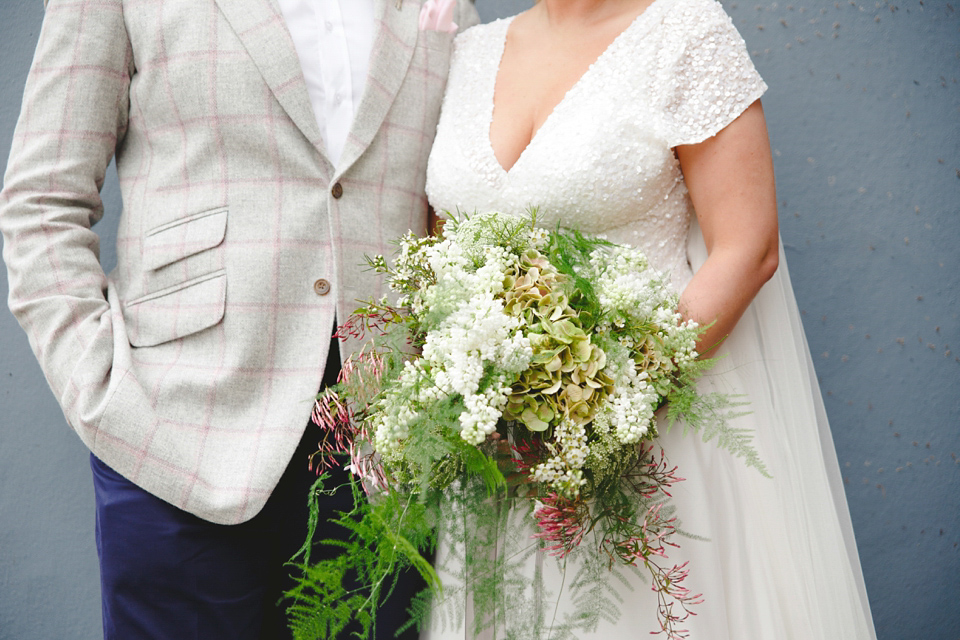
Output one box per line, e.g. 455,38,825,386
422,0,877,638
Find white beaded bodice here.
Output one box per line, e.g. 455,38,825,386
426,0,766,290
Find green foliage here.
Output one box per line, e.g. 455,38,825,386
285,477,439,640
428,482,545,640
565,544,630,632
542,225,614,331
448,209,540,268
285,406,509,639
665,380,770,478
427,472,681,640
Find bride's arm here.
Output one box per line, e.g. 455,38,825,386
674,100,780,356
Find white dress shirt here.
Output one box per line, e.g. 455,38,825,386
278,0,376,166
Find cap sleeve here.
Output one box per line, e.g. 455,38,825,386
659,0,767,147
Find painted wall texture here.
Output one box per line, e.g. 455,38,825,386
0,1,957,639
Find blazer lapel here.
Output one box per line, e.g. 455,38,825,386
336,0,420,173
214,0,329,163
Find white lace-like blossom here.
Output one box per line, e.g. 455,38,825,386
420,290,532,444
372,397,418,452
373,221,537,451
532,419,590,496
588,247,694,352
609,374,657,444
590,247,661,318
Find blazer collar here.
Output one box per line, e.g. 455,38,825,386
213,0,328,162
336,0,420,175
214,0,420,175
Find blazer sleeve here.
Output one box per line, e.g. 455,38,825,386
456,0,480,32
0,0,134,434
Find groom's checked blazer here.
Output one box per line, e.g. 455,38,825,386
0,0,478,524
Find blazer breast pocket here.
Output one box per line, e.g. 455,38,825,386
417,29,455,53
411,31,454,106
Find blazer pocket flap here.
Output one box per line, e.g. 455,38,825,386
125,271,226,348
143,207,228,271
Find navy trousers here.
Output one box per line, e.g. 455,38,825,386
92,343,424,640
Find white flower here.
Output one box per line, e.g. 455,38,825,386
531,419,590,496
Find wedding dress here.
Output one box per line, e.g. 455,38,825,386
422,0,877,638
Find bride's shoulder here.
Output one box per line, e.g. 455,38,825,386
453,15,514,51
656,0,743,41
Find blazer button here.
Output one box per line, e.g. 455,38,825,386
331,182,343,199
313,278,331,296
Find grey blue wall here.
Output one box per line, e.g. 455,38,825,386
1,1,957,638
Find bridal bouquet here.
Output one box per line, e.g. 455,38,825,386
286,211,765,640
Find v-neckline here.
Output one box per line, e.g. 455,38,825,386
486,0,668,177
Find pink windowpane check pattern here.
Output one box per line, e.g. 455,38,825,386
0,0,478,524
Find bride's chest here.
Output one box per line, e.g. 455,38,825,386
434,56,688,236
504,88,685,233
